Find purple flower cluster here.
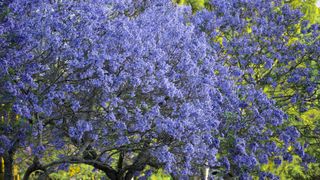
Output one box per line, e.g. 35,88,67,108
192,0,319,111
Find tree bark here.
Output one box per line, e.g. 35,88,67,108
22,167,34,180
23,157,45,180
0,157,4,180
124,171,134,180
109,172,133,180
22,156,129,180
3,154,14,180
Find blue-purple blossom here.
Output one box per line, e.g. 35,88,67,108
274,157,282,166
0,0,314,179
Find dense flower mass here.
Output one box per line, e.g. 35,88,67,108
0,0,312,179
192,0,320,111
192,0,319,174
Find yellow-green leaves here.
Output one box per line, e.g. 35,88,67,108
289,0,320,24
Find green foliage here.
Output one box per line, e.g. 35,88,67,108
49,164,105,180
288,0,320,24
149,169,172,180
180,0,320,22
176,0,207,11
262,155,320,179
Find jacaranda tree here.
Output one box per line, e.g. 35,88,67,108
0,0,308,179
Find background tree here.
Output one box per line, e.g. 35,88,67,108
191,0,319,179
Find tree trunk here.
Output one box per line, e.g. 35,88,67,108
22,163,37,180
124,171,134,180
203,167,209,180
22,157,46,180
3,154,14,180
104,172,133,180
0,157,4,180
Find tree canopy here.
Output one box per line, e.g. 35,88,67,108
0,0,318,179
